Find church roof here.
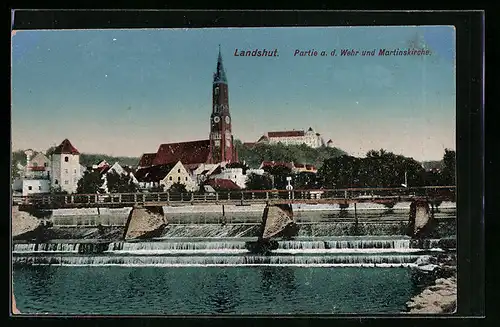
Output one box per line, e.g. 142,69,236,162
138,153,156,168
153,140,211,166
213,46,228,84
268,130,305,138
52,139,80,155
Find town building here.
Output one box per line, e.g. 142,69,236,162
135,161,198,192
136,47,238,186
255,127,325,148
259,161,318,174
93,161,139,193
50,139,82,194
12,139,85,195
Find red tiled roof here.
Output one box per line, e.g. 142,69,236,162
206,178,241,190
268,130,305,138
261,161,294,169
138,153,156,167
29,166,46,171
52,139,80,155
99,165,111,175
153,140,211,166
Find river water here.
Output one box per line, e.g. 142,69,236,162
12,208,456,315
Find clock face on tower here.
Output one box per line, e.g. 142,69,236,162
213,116,220,123
225,116,230,124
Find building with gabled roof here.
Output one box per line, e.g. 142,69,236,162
135,161,198,192
50,139,82,193
153,140,212,167
137,48,239,177
206,178,241,191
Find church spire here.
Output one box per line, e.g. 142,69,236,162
213,45,228,84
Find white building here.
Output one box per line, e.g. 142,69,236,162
50,139,82,194
98,162,139,193
210,167,247,189
12,150,51,196
256,127,325,148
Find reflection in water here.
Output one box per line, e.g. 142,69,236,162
260,267,297,299
206,270,241,314
14,266,424,315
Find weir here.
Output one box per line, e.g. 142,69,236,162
12,237,446,267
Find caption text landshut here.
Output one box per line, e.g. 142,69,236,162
234,48,432,57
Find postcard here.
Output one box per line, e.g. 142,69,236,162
11,24,457,316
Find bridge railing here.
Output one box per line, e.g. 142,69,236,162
12,186,456,206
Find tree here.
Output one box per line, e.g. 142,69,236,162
106,171,138,193
77,170,103,194
263,165,293,189
293,172,319,189
246,173,273,190
169,182,187,193
440,149,456,185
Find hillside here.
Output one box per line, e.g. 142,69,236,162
234,140,347,168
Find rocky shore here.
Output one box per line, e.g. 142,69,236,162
406,252,457,314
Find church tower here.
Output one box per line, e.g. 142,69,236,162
209,46,237,164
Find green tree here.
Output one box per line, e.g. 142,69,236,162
169,182,187,193
293,172,319,189
263,165,293,189
106,171,138,193
77,170,103,194
440,149,456,185
246,173,273,190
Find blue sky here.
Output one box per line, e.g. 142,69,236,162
11,26,455,161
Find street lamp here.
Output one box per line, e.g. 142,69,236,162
286,176,293,199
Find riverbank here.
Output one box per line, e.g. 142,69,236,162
406,252,457,314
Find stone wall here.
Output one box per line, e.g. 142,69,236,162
261,204,297,239
124,206,168,240
12,206,43,239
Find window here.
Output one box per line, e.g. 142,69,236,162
65,156,69,162
185,177,188,181
74,169,77,174
44,163,48,167
177,177,181,182
64,180,69,185
169,176,172,181
33,162,38,167
28,186,32,190
38,186,41,190
55,180,58,185
178,169,181,173
65,169,68,174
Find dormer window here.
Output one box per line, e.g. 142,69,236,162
64,156,69,162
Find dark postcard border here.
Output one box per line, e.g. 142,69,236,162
9,9,485,320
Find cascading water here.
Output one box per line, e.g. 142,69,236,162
12,237,446,267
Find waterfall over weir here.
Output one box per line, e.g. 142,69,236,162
12,237,444,267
